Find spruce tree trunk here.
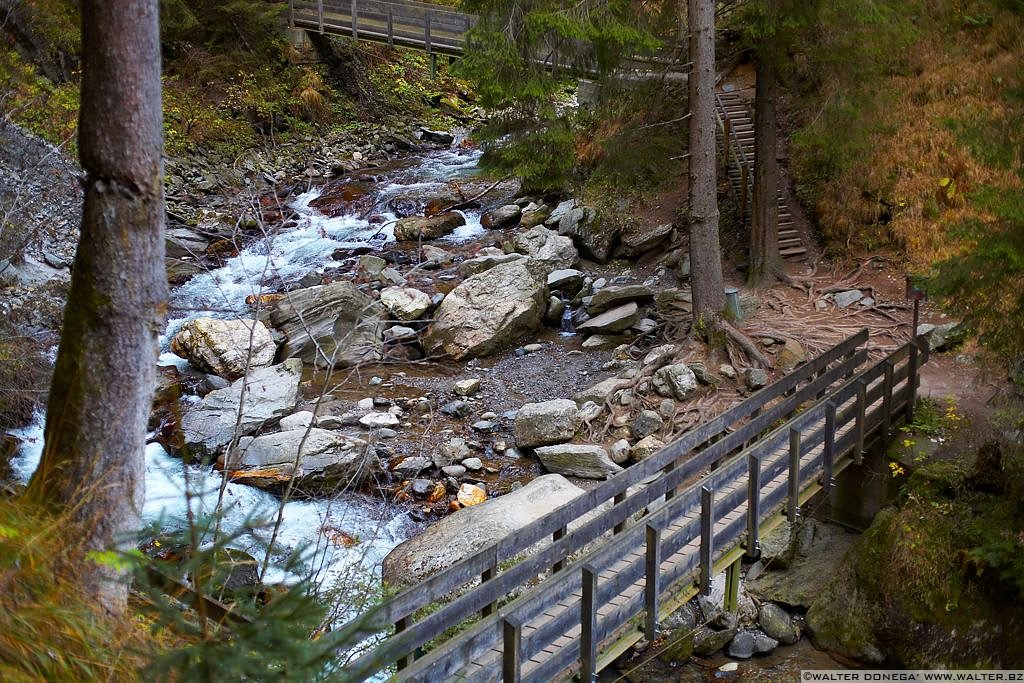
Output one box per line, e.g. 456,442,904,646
748,41,782,286
687,0,725,324
26,0,166,613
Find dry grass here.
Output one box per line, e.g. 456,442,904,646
0,498,157,682
804,5,1024,268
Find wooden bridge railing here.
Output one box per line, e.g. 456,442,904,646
290,0,476,56
333,329,927,680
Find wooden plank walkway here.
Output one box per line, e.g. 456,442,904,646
715,90,808,260
337,331,929,681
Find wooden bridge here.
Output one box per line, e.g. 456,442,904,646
340,330,928,681
289,0,475,56
715,90,808,260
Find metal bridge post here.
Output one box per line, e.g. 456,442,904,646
502,615,523,683
700,486,714,596
387,7,394,48
724,556,742,613
644,524,662,639
823,402,836,492
746,454,761,559
351,0,357,38
317,0,324,33
855,379,867,464
581,564,598,683
788,428,801,523
288,0,295,28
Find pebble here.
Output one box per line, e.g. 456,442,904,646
440,400,471,418
462,457,483,470
480,411,498,420
357,397,375,410
377,428,398,439
442,465,467,477
454,378,482,396
369,376,383,386
472,420,498,432
514,347,527,357
523,343,543,353
359,412,400,428
411,479,434,496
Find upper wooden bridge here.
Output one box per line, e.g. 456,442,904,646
289,0,476,56
339,330,928,681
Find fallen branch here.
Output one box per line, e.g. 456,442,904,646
438,175,512,214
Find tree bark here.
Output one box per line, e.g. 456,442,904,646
25,0,166,613
748,4,782,287
687,0,725,326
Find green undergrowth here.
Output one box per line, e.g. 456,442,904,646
1,1,475,159
849,438,1024,664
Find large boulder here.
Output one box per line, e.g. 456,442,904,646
424,259,546,359
534,444,623,479
382,474,586,587
513,225,579,278
514,399,581,448
223,428,369,494
394,212,466,241
380,286,432,321
268,281,384,368
179,359,303,460
546,200,616,262
170,317,276,380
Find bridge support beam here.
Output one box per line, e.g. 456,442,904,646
788,428,801,523
745,454,761,559
724,556,742,613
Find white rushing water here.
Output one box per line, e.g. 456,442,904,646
8,144,485,602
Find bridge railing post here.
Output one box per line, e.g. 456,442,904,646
612,491,627,535
502,614,523,683
855,379,867,464
288,0,295,28
552,525,566,574
317,0,324,33
745,454,761,559
882,360,895,436
788,428,801,523
644,523,662,639
822,401,836,492
351,0,357,39
425,12,432,55
387,7,394,48
699,486,714,596
394,616,413,670
580,564,598,683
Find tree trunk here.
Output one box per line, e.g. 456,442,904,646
687,0,725,325
748,39,782,287
25,0,166,613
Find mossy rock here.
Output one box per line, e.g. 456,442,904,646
658,628,695,663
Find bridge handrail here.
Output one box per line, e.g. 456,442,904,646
339,329,869,678
393,336,927,681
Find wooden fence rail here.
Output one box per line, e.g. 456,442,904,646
334,329,929,680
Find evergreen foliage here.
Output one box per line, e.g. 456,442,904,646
456,0,661,190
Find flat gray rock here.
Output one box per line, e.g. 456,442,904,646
534,443,623,479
